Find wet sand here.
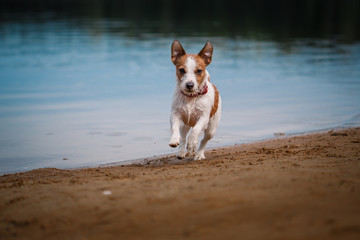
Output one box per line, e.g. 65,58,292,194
1,128,360,240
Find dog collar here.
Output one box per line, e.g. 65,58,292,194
181,84,208,97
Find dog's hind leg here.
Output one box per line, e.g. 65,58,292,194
194,131,212,160
194,105,221,160
177,124,190,159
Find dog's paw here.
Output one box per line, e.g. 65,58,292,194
169,137,180,148
194,152,206,160
169,141,179,148
176,148,190,159
177,151,186,159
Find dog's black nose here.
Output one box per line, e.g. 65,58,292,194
186,82,194,90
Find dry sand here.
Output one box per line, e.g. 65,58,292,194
1,128,360,240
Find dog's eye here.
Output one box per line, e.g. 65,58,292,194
196,69,203,74
179,68,186,74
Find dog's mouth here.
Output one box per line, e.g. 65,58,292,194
180,84,208,97
181,89,198,97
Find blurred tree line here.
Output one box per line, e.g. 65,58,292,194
1,0,359,42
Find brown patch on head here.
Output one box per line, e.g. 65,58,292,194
210,84,219,118
173,54,208,86
173,55,188,81
191,54,207,86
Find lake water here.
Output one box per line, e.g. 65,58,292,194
1,1,360,174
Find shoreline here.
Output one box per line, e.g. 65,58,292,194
1,125,359,176
96,125,358,168
1,127,359,239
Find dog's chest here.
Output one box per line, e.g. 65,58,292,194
177,99,205,127
178,96,207,127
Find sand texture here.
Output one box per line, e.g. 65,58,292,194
1,128,360,240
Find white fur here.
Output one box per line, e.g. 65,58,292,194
169,58,221,160
178,57,201,95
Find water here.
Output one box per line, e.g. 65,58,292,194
1,1,360,174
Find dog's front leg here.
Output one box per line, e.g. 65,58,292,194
169,114,181,148
187,116,209,154
177,124,190,159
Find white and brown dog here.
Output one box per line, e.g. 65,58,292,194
169,40,221,160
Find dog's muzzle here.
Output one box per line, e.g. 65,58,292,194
181,84,208,97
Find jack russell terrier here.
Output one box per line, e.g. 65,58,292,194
169,40,221,160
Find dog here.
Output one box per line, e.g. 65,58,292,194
169,40,221,160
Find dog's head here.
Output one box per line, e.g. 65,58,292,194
171,40,213,97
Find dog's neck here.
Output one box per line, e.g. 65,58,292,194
181,83,208,97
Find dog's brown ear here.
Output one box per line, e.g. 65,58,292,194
171,40,186,64
198,41,213,65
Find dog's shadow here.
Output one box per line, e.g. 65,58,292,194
142,154,196,166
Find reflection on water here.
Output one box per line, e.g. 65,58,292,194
0,0,360,174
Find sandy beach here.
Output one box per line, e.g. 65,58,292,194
1,127,360,240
